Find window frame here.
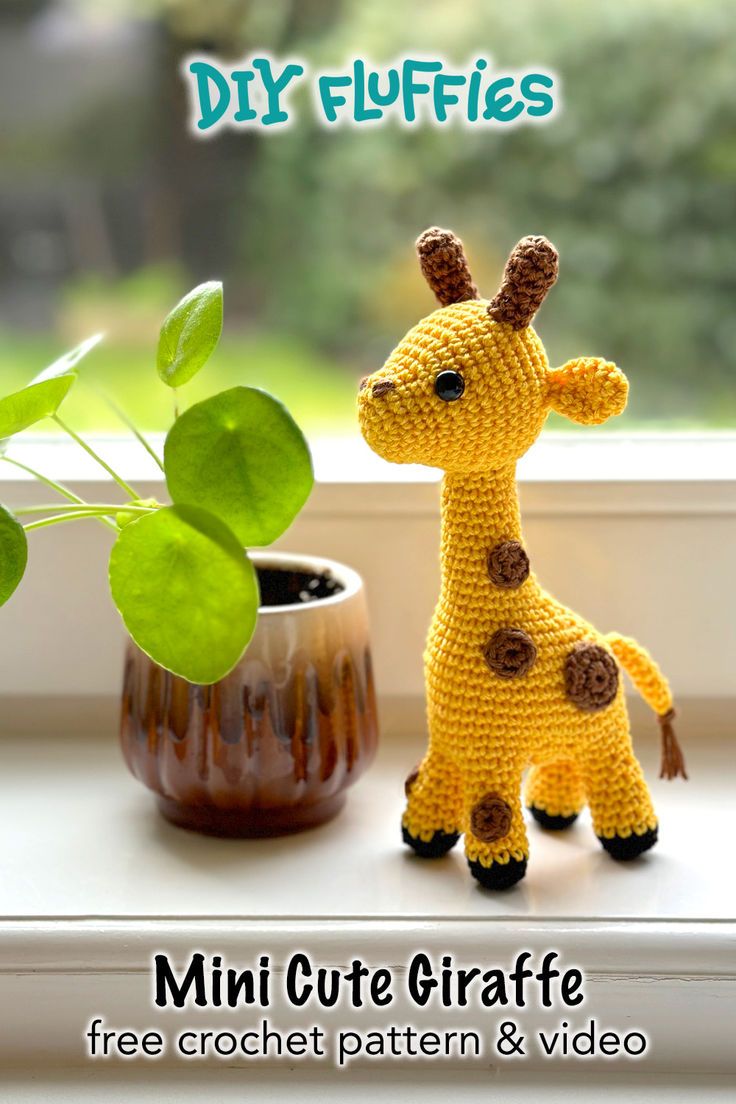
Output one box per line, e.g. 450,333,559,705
0,431,734,702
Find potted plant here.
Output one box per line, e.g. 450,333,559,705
0,284,378,835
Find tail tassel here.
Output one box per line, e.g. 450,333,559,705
658,709,688,781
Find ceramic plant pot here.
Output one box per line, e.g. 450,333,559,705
120,552,378,837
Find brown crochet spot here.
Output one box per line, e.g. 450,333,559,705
470,793,513,843
483,628,537,679
487,540,530,589
404,765,420,797
416,227,479,307
359,376,369,391
487,235,559,330
371,379,396,397
564,642,619,712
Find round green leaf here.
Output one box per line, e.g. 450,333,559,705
109,504,259,684
164,387,313,547
0,334,102,438
0,378,76,438
0,505,28,607
157,281,223,388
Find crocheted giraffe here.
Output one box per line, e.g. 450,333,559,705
358,228,686,890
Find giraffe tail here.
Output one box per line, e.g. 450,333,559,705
606,632,688,781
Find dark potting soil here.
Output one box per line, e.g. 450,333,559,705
257,567,344,608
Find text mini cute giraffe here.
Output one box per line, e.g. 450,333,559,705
358,229,687,890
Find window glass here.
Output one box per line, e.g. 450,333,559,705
1,0,734,437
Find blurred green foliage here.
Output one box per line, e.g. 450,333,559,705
2,0,735,432
0,328,355,435
239,0,736,426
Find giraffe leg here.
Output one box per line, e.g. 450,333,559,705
581,731,658,861
402,745,463,858
463,773,528,890
525,760,586,831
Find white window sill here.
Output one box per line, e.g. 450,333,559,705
2,1073,732,1099
1,696,730,922
3,1071,733,1102
3,433,735,520
0,698,733,1076
4,430,736,482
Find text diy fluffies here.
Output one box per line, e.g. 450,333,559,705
358,229,687,890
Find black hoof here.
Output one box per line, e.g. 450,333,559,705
469,855,527,890
598,826,658,861
528,805,579,831
402,824,459,858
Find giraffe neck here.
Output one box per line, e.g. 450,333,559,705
440,466,533,601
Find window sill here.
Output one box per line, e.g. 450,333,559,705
1,1070,733,1102
4,430,736,478
1,695,730,921
3,432,735,518
0,698,733,1075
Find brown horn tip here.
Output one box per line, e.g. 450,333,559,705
488,235,559,330
416,226,479,307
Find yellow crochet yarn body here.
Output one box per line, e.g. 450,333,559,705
358,231,685,891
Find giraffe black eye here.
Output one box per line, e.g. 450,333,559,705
434,370,465,402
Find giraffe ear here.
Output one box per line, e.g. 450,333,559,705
547,357,628,425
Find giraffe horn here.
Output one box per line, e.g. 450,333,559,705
488,235,559,330
416,227,479,307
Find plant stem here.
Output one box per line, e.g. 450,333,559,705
23,505,152,532
1,455,85,503
14,503,154,517
52,415,140,500
0,455,117,532
89,387,165,473
24,512,110,532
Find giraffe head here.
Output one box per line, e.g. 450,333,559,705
358,228,628,472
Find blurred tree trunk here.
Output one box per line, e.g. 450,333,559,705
142,18,258,291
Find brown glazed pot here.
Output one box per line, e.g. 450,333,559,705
120,552,378,837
